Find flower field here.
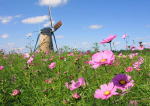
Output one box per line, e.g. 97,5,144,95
0,48,150,105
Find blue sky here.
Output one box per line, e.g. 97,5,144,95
0,0,150,52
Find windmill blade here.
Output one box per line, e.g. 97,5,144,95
48,5,53,28
54,21,62,31
51,32,59,52
34,34,40,52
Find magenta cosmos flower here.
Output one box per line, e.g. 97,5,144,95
112,74,134,90
48,62,56,69
94,82,118,100
65,77,85,91
0,66,4,70
100,35,117,44
88,50,115,69
11,89,21,96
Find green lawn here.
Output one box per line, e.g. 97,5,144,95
0,49,150,105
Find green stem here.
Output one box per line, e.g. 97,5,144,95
109,42,112,51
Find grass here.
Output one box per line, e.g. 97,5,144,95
0,49,150,105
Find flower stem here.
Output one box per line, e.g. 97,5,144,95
109,42,112,51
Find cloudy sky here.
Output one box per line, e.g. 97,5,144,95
0,0,150,52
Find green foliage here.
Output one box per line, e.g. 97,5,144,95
0,49,150,105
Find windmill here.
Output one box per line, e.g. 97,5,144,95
34,5,62,53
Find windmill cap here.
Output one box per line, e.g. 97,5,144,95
41,28,52,35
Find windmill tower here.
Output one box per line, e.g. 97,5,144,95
34,6,62,53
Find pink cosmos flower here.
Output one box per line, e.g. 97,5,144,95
137,46,144,50
85,50,91,54
130,46,136,51
94,82,118,100
72,93,81,99
125,67,133,72
100,35,117,44
23,53,30,59
44,79,53,84
129,100,138,106
118,53,123,57
132,57,144,70
11,89,21,96
129,53,138,59
89,50,115,69
112,74,134,90
35,50,40,53
0,66,4,70
133,61,141,69
65,77,85,91
45,51,49,55
122,34,127,39
138,57,144,64
48,62,56,69
27,57,34,64
67,52,74,56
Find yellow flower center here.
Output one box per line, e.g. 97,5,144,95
104,91,111,96
119,80,126,85
100,59,107,62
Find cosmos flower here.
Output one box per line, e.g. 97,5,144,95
118,53,123,57
88,50,115,69
112,74,134,90
129,53,138,59
100,35,117,44
133,62,141,69
72,93,81,99
27,57,34,64
23,53,30,58
44,78,53,84
0,66,4,70
122,34,127,39
65,77,85,91
48,62,56,69
125,67,133,72
11,89,21,96
138,57,144,64
132,57,144,70
67,52,74,56
94,82,118,100
130,46,136,51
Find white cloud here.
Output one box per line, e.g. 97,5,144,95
22,15,48,24
0,16,13,24
143,42,150,46
39,0,68,7
135,36,150,41
14,14,22,18
0,34,9,39
7,42,15,47
55,35,64,39
89,25,103,29
26,33,33,37
0,15,22,24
